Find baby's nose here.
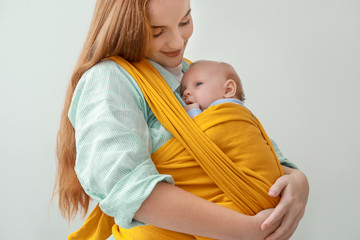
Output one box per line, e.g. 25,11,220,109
183,89,191,96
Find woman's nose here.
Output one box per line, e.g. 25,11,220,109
168,30,183,49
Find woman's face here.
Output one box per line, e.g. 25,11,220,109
146,0,193,68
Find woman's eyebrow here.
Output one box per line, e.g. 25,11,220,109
183,9,192,19
151,9,191,29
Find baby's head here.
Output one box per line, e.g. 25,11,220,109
181,60,245,110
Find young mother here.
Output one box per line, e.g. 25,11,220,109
55,0,309,239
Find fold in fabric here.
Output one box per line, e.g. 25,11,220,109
68,57,283,240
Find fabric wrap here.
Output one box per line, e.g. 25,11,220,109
68,57,283,240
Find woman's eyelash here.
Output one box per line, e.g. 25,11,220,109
154,17,190,37
153,30,164,38
180,19,190,26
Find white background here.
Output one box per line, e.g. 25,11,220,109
1,0,359,239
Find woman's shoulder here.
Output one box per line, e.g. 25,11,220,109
70,60,148,123
81,59,132,82
78,59,143,95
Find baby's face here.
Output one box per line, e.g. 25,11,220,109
181,63,226,110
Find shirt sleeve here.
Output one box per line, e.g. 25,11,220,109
68,60,174,229
187,108,202,118
271,139,298,169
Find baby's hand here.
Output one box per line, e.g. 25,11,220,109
184,103,200,112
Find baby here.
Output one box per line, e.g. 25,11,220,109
181,60,246,118
178,59,284,215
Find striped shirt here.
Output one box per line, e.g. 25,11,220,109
68,58,297,229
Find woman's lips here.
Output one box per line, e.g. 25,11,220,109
162,49,181,57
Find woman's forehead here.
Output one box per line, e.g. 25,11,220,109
146,0,191,25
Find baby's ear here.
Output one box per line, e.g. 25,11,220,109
223,79,237,98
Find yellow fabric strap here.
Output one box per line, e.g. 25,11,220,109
152,102,283,212
109,56,279,213
68,205,114,240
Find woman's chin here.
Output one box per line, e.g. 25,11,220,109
146,54,184,68
161,55,184,68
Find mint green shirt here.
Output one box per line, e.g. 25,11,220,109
68,58,297,229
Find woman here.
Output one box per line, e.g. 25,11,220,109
55,0,309,239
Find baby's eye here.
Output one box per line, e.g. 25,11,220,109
196,82,203,86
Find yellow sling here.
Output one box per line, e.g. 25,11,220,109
68,57,283,239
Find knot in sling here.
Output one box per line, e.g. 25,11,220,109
68,57,283,240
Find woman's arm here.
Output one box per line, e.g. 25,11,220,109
135,182,280,240
261,167,309,240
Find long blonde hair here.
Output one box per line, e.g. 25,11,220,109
54,0,151,220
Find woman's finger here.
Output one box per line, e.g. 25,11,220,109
261,201,286,231
263,168,309,239
264,192,304,239
265,212,300,240
262,180,292,230
268,175,288,197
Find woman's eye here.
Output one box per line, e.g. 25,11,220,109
196,82,202,86
179,18,190,26
153,29,164,38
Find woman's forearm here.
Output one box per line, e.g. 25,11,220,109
134,182,274,240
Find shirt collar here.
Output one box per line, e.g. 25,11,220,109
164,64,183,83
209,98,245,108
147,59,191,93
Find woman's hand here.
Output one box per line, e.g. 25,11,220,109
219,209,281,240
261,167,309,240
253,209,282,240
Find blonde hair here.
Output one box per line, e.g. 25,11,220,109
54,0,151,220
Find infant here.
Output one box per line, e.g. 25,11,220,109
181,60,245,118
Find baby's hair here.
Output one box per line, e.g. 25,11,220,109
218,62,245,101
189,60,245,101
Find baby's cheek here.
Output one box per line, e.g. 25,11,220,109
200,97,216,110
199,102,208,111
